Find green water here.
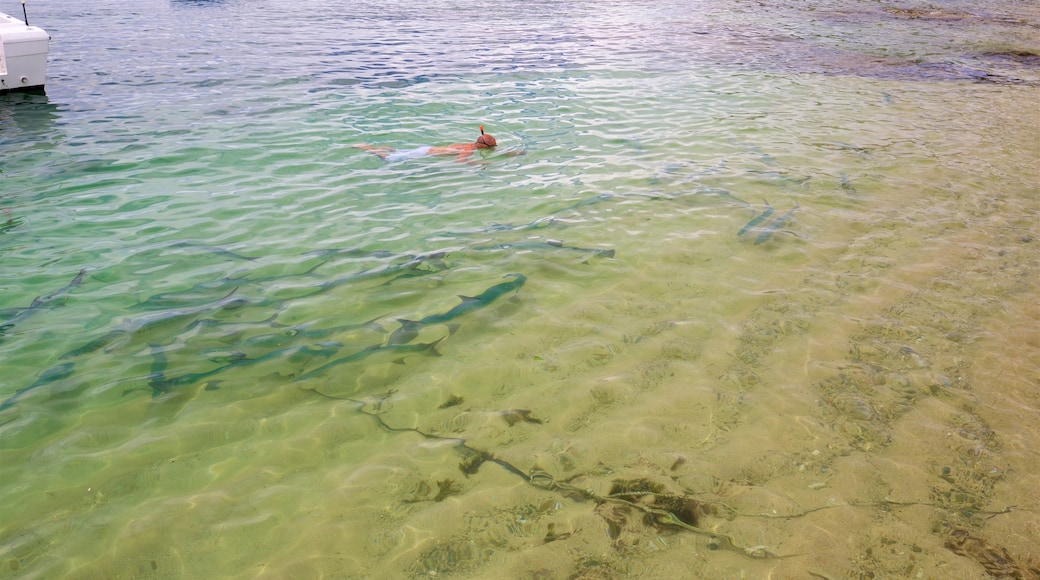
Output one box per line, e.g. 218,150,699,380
2,0,1039,577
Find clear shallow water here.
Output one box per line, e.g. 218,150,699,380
1,0,1038,577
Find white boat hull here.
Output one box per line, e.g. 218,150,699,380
0,10,49,93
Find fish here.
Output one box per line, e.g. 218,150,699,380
746,170,812,187
301,247,397,260
658,161,690,175
745,146,774,166
542,239,615,258
58,329,129,360
676,186,750,207
135,248,415,336
145,344,341,394
0,363,76,411
1,269,87,336
754,203,799,245
548,192,617,216
418,274,526,326
737,201,774,237
294,251,457,300
473,240,615,259
294,337,444,382
651,159,726,185
437,216,558,238
142,362,227,394
240,315,384,349
649,162,691,185
381,252,452,285
383,275,525,349
839,173,857,193
168,241,258,261
124,287,247,338
817,142,871,154
688,158,728,178
58,287,246,361
132,259,327,311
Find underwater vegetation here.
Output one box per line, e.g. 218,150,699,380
309,388,789,560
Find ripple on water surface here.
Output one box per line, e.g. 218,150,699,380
2,0,1039,578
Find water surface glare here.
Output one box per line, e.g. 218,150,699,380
1,0,1039,577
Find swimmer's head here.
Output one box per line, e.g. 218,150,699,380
476,124,496,148
476,133,497,148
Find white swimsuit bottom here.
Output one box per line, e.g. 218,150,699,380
385,145,431,162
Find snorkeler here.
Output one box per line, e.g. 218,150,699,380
353,126,497,162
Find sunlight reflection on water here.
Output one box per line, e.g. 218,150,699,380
1,0,1038,577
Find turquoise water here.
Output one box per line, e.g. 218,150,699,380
2,0,1039,577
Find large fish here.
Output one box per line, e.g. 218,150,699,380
294,251,456,301
131,258,327,311
168,241,259,262
551,193,617,215
384,273,526,346
302,247,396,260
473,241,614,259
381,252,451,285
145,343,341,394
294,338,444,382
241,315,385,349
418,273,527,326
839,173,857,194
150,328,443,392
737,201,774,237
1,269,87,337
437,217,558,237
686,158,728,179
0,363,76,411
672,186,749,207
754,203,799,245
59,287,246,361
